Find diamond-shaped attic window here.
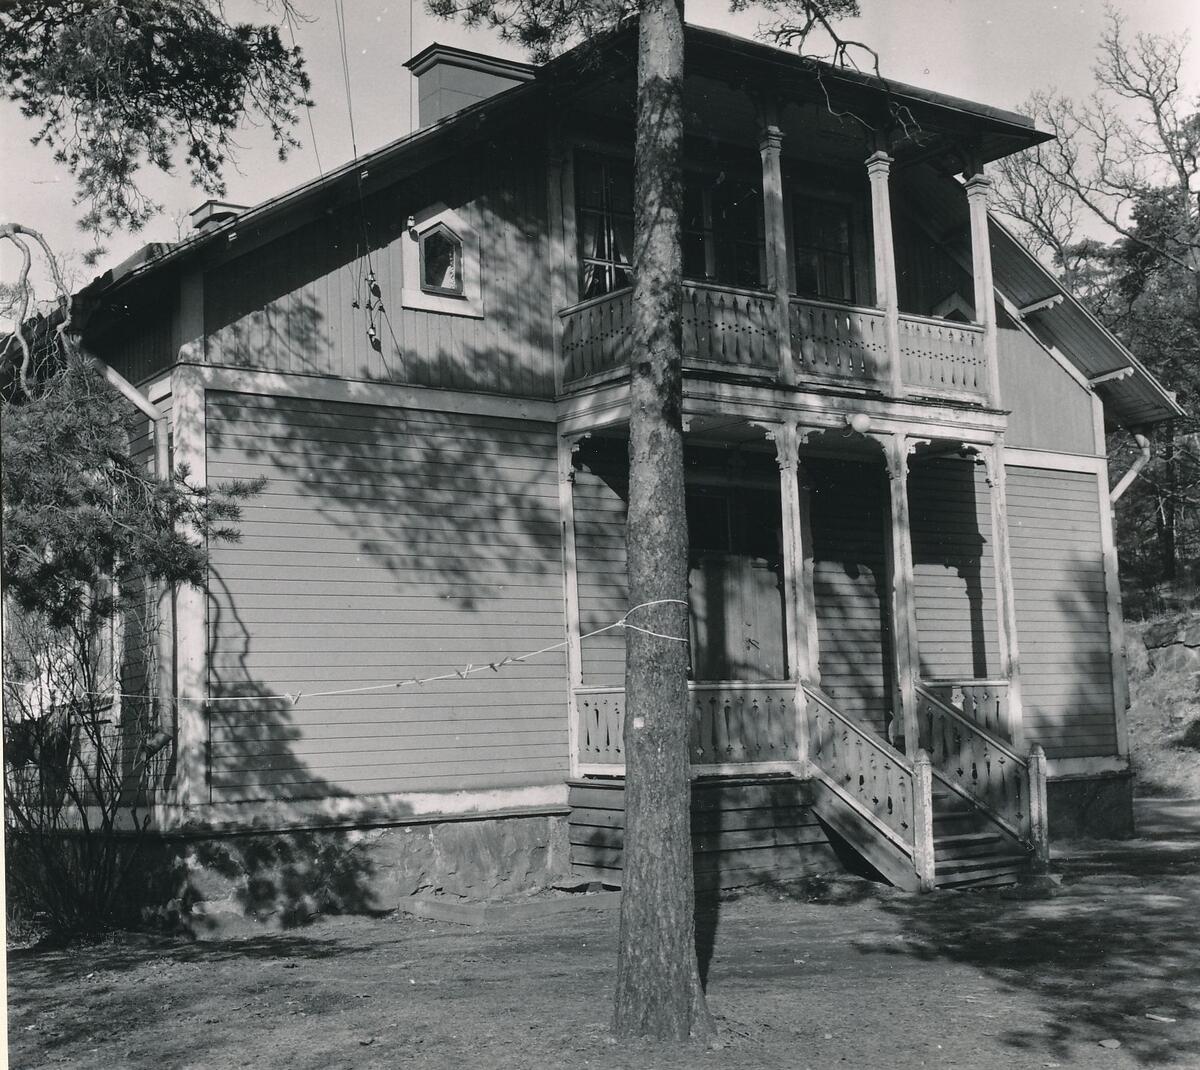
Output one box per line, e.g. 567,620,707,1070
421,224,463,295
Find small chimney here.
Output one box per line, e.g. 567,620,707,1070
404,44,536,128
190,199,248,233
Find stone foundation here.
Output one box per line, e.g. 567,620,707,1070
149,811,570,934
1047,771,1135,839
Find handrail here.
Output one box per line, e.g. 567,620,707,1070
805,684,915,775
804,683,923,867
915,683,1024,767
898,310,986,333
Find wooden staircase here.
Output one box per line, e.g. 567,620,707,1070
805,682,1050,892
931,786,1036,889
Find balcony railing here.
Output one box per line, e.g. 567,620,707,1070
558,283,990,405
575,681,800,776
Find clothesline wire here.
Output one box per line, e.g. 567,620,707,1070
3,600,690,711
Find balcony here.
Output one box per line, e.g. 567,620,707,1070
559,282,991,405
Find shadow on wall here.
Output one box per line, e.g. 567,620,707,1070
150,136,568,929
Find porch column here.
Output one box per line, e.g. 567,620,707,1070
759,114,795,385
965,166,1002,408
983,436,1026,750
884,432,921,752
557,436,586,778
760,421,811,768
866,150,903,398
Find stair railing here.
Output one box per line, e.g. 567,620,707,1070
804,684,936,889
915,682,1048,860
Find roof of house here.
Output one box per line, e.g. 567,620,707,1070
78,22,1181,429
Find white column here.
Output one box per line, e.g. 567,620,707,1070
759,421,811,769
965,171,1001,408
558,436,585,778
170,363,208,807
866,151,903,398
884,433,921,752
983,437,1026,750
759,119,795,385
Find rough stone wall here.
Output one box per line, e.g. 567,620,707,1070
150,813,570,934
1047,772,1135,839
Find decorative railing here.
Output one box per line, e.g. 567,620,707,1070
560,283,777,384
682,284,777,370
559,286,994,406
789,298,888,385
898,314,988,403
574,682,797,774
804,685,918,855
922,678,1011,741
916,683,1039,847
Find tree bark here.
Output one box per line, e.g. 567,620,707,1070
613,0,714,1042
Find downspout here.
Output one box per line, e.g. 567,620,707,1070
1110,429,1152,504
88,353,169,478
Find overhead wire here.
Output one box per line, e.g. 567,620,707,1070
3,602,691,711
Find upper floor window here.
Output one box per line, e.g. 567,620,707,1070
402,202,483,318
576,151,634,300
792,195,855,304
683,170,766,290
575,150,767,300
420,224,464,295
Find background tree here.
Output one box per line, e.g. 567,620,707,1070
0,0,311,246
430,0,861,1041
992,8,1199,611
1,1,301,935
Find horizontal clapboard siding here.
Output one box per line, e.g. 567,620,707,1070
568,778,838,889
808,459,891,734
1006,466,1116,758
574,465,629,687
909,457,998,678
203,149,553,397
204,391,568,801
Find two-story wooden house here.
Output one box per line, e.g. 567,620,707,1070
81,24,1181,908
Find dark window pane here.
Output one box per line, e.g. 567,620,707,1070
421,228,462,294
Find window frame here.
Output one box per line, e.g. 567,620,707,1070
419,222,465,297
401,202,483,318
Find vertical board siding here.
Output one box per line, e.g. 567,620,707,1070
204,391,568,801
998,317,1098,455
204,151,553,396
573,464,629,687
1006,467,1117,758
892,208,974,318
92,290,177,386
806,458,892,733
909,457,999,679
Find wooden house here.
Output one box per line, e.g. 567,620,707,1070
80,25,1181,905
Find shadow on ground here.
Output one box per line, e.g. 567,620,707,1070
861,800,1200,1066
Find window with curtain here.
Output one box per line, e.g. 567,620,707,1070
792,195,855,303
576,151,635,299
575,151,768,299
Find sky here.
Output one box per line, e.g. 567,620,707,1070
1,0,1197,296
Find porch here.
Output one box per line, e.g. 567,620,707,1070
561,424,1049,890
560,283,991,405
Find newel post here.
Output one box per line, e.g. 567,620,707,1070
964,165,1001,408
866,150,903,398
1028,743,1051,870
759,116,795,384
913,749,936,891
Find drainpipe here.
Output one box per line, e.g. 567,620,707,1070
89,353,169,477
1110,429,1152,504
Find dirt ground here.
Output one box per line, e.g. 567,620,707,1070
9,799,1200,1070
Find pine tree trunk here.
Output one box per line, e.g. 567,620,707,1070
613,0,714,1042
